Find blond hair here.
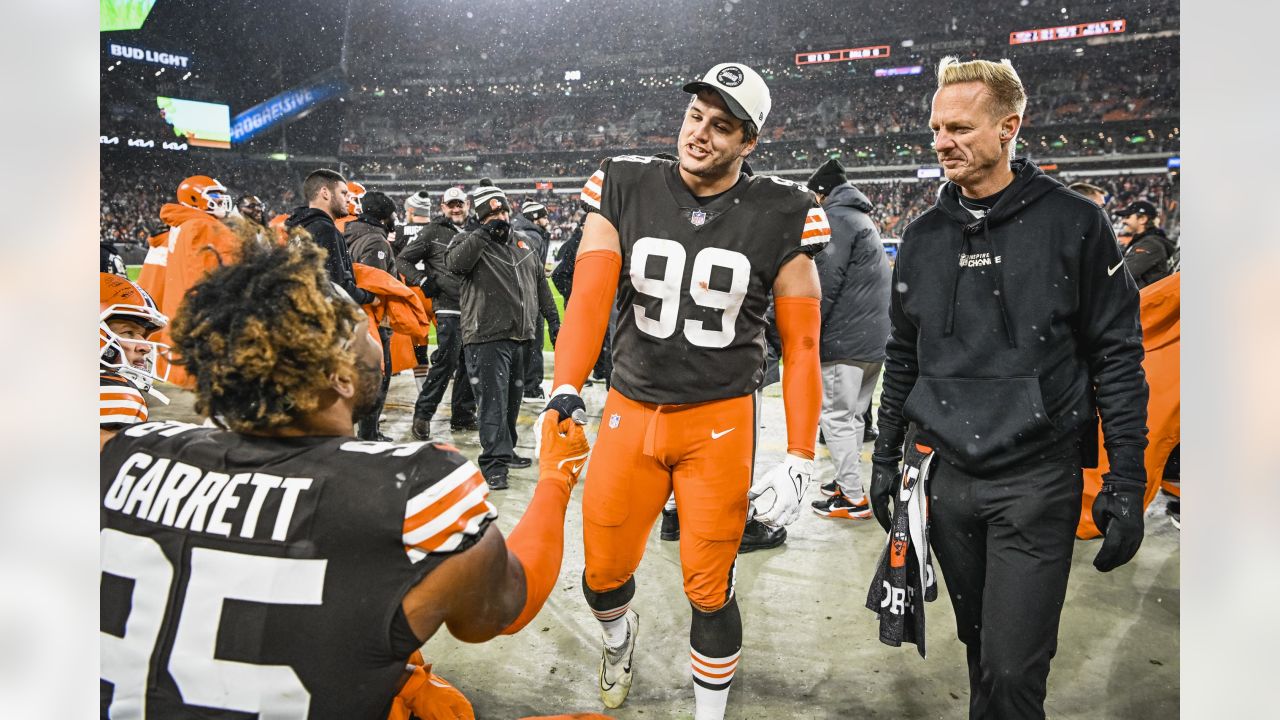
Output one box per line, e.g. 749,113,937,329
937,56,1027,121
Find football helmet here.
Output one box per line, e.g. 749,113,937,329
177,175,234,218
346,181,367,216
100,273,170,396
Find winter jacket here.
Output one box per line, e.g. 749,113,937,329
814,182,892,363
1122,226,1176,289
877,159,1149,478
550,222,583,299
345,218,396,274
446,226,559,346
285,207,374,305
396,215,466,314
511,214,551,267
147,204,241,388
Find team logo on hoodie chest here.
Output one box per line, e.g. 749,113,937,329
958,251,1002,268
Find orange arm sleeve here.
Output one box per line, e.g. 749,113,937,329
499,477,572,635
551,249,622,391
775,296,822,460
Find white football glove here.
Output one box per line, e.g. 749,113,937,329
748,454,814,528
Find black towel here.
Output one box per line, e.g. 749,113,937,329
865,433,938,657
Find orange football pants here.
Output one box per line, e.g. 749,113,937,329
583,389,756,612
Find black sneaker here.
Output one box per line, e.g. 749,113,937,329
812,490,873,520
523,388,547,403
509,455,533,469
450,417,479,432
863,425,879,444
738,518,786,554
484,472,509,491
660,508,679,541
818,480,840,497
411,416,431,441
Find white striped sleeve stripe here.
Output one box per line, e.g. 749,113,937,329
404,462,480,518
801,207,832,245
580,170,604,209
100,399,147,412
402,481,492,547
404,499,497,562
100,410,147,425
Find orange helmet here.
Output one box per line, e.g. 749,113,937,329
177,175,234,217
100,273,170,392
346,181,367,216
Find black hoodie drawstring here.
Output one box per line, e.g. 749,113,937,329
982,222,1018,349
943,228,970,337
945,218,1017,348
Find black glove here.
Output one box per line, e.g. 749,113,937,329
1091,474,1146,572
481,218,510,243
546,389,586,424
548,322,560,348
869,455,900,533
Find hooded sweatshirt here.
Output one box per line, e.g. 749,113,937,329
286,206,374,305
877,159,1149,478
814,182,892,363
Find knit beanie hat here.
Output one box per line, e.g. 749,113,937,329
807,158,847,195
472,185,510,221
521,201,548,221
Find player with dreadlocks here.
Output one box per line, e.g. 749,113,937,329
99,234,598,719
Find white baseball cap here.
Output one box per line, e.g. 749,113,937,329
683,62,771,131
441,187,467,203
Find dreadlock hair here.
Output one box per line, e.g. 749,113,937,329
169,227,362,433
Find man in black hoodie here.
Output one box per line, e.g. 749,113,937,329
285,169,376,307
1115,200,1176,288
871,57,1150,719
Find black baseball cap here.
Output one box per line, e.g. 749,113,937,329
1115,200,1157,218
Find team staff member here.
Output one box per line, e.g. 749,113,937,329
345,190,402,441
871,57,1149,719
513,201,560,401
99,237,593,719
285,169,376,307
548,63,827,720
446,185,559,490
1115,200,1176,288
401,187,478,437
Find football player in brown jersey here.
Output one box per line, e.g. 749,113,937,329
546,63,829,719
100,235,598,719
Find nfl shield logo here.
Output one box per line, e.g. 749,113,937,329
608,413,621,429
690,209,707,226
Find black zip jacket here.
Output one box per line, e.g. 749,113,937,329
395,215,465,313
877,159,1149,478
446,226,558,346
1122,226,1176,289
285,207,374,305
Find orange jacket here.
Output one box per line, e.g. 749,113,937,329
135,230,170,304
1077,272,1180,538
353,264,432,374
151,204,240,388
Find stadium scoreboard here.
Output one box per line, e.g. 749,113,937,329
795,45,891,66
1009,19,1126,45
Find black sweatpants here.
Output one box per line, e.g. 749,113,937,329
356,326,394,440
413,314,475,423
464,339,524,478
523,315,545,394
928,454,1082,720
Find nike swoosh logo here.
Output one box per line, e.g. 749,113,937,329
571,462,585,474
711,428,735,439
558,452,590,473
1107,260,1125,276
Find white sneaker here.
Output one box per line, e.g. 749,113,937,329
598,609,639,709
